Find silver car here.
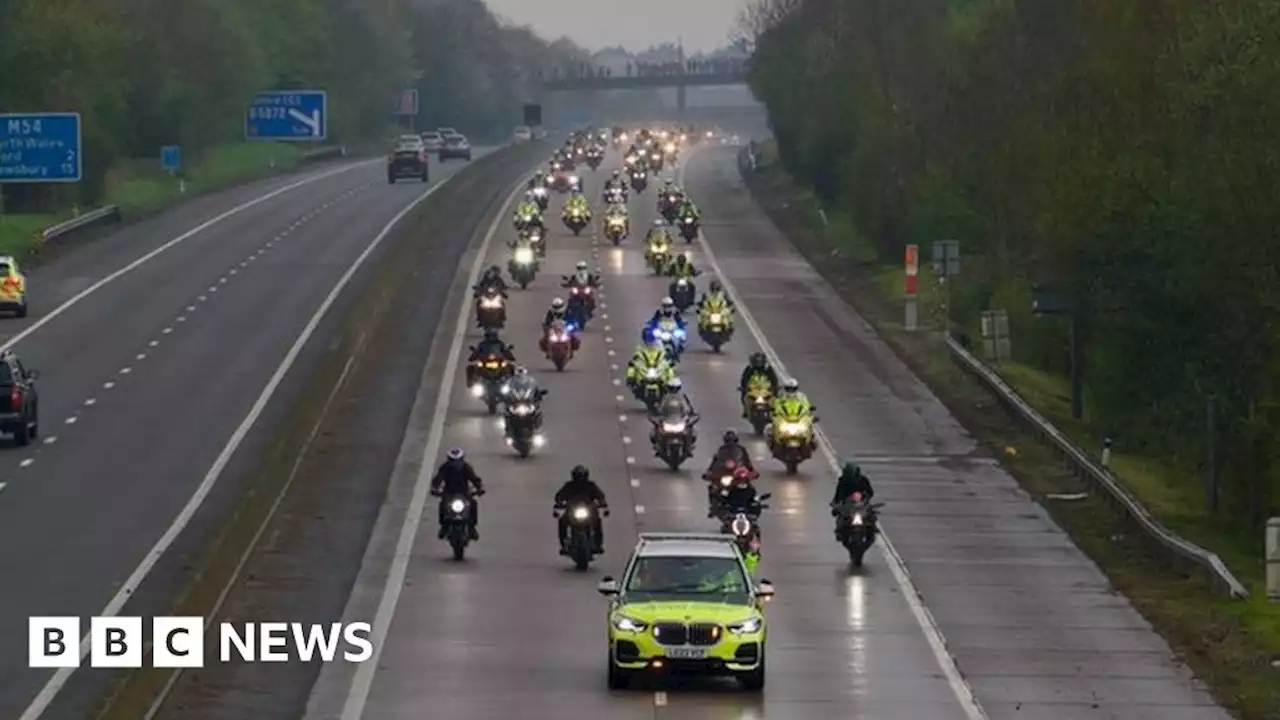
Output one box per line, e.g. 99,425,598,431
420,131,443,153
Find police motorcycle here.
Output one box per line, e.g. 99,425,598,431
698,296,734,352
719,493,771,575
467,347,514,415
834,491,884,567
742,375,774,435
507,239,539,289
502,384,546,458
602,208,629,245
475,287,506,329
519,224,547,259
529,185,550,211
647,318,687,364
651,408,698,471
584,145,604,171
768,406,818,474
562,201,591,236
602,184,627,206
644,231,672,275
555,499,608,571
629,362,670,413
658,188,684,223
677,210,700,243
629,167,649,193
433,488,485,561
668,277,696,314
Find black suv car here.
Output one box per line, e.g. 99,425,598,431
387,135,430,183
0,351,39,446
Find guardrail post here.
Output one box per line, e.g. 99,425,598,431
1267,517,1279,601
1101,437,1112,469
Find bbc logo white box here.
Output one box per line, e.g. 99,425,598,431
29,617,80,668
153,617,204,668
91,616,142,667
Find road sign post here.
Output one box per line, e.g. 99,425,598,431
393,89,419,132
0,113,83,184
161,145,184,193
245,91,327,142
932,240,961,339
904,244,919,331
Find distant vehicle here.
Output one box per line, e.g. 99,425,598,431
0,350,39,446
387,135,430,183
420,130,444,153
512,126,532,143
437,127,460,139
440,133,472,161
0,255,29,317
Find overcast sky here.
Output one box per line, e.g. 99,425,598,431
483,0,746,53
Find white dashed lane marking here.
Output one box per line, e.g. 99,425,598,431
19,459,33,468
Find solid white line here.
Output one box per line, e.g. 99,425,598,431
336,177,528,720
15,161,448,720
0,160,376,354
680,155,989,720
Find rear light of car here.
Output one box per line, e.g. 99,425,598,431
10,385,21,408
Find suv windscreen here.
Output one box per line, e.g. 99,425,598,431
623,555,750,604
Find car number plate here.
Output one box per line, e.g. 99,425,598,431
665,647,708,660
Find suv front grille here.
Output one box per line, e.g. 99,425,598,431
652,622,721,646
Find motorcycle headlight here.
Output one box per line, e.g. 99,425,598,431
665,143,675,152
569,175,579,184
673,329,686,339
613,615,648,632
449,498,467,513
852,513,864,526
644,368,660,379
511,403,534,416
500,384,511,394
655,330,671,340
727,617,762,634
572,505,590,520
662,421,686,433
470,384,484,397
480,297,502,308
533,188,547,196
514,248,534,263
780,420,810,435
520,215,531,222
719,475,733,486
710,313,722,323
551,332,567,342
683,218,693,224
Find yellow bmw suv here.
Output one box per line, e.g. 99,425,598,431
596,532,775,690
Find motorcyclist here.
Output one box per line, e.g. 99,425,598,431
554,464,609,553
506,365,547,400
473,265,508,296
430,447,484,540
667,253,700,279
697,280,733,310
646,297,685,329
662,178,685,197
677,196,700,221
771,377,815,421
528,170,548,189
830,459,874,509
625,339,674,386
719,465,763,517
645,219,671,247
738,352,780,413
542,297,569,330
564,192,590,215
707,429,756,475
649,377,697,444
466,328,516,386
563,260,599,289
513,199,541,227
604,170,626,191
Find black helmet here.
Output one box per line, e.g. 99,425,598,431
709,280,723,293
722,429,739,445
571,464,589,482
446,447,465,463
749,352,766,368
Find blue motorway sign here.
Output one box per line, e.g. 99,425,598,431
0,113,82,183
245,90,327,141
161,145,181,171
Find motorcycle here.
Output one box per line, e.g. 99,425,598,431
743,378,774,435
562,206,591,235
602,186,627,205
556,501,607,570
502,385,545,457
475,289,506,329
834,492,884,567
651,411,698,471
603,214,628,245
698,301,734,352
520,225,546,258
649,319,686,363
467,350,513,415
658,192,682,222
720,495,770,575
631,365,668,412
585,149,603,171
677,214,699,242
629,170,648,193
529,186,550,211
704,464,758,517
541,319,579,371
768,408,817,474
644,236,671,275
513,210,541,234
558,173,582,194
668,278,696,314
564,279,597,320
507,243,538,289
435,490,484,561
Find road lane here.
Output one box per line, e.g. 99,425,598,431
0,151,493,720
681,145,1231,720
338,147,974,720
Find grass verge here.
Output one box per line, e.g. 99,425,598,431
740,140,1280,718
0,142,305,259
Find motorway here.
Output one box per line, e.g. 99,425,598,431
0,149,494,720
303,143,1232,720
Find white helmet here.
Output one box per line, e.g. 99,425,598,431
514,365,529,376
576,260,588,271
665,377,682,391
551,297,565,310
782,378,799,392
660,297,675,310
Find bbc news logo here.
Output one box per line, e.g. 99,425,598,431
29,617,373,668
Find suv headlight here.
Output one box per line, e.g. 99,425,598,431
613,615,648,633
727,617,762,634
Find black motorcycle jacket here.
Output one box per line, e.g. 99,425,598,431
739,366,780,393
431,461,484,497
470,339,515,363
554,478,607,507
708,443,755,473
831,468,874,506
542,309,567,329
474,276,508,296
720,485,760,514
